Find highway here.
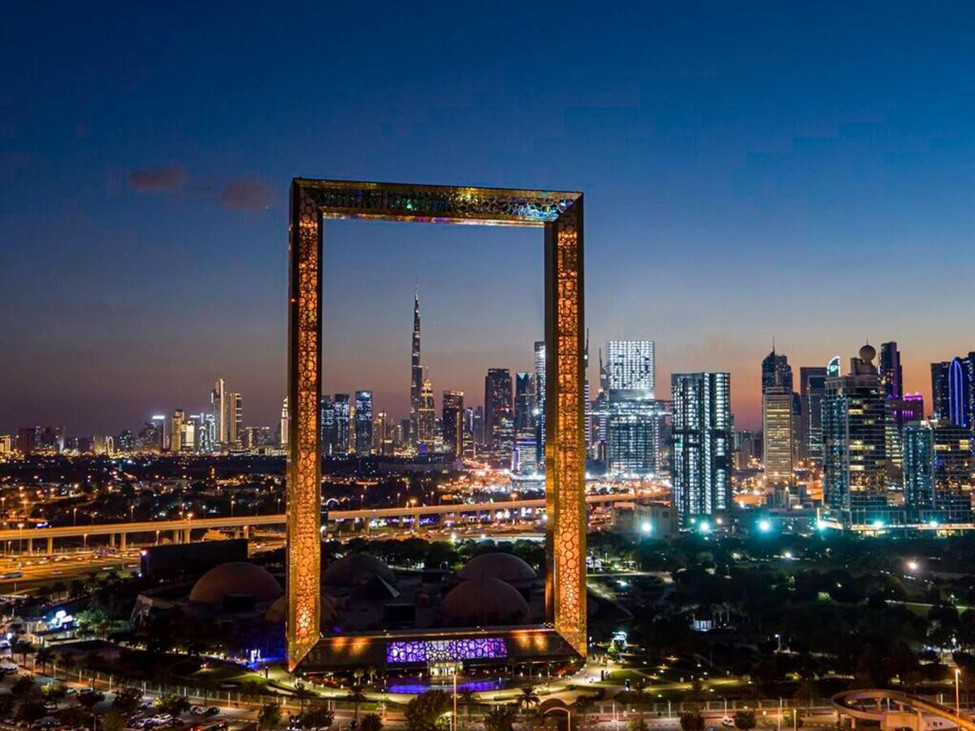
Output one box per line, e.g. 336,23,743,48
0,492,637,554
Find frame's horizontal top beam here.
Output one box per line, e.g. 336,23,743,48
294,178,581,226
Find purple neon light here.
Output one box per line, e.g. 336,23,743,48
386,637,508,664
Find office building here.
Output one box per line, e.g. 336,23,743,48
534,341,546,469
762,348,793,392
228,392,242,448
799,367,828,466
417,379,437,451
822,345,889,524
442,390,465,459
671,372,733,522
763,387,794,486
607,340,655,395
211,378,228,448
606,396,664,476
279,397,289,448
332,394,351,453
484,368,514,452
880,342,903,399
904,420,973,524
931,355,975,427
514,373,536,436
16,426,65,456
354,391,373,456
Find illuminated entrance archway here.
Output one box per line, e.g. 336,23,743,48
287,179,586,668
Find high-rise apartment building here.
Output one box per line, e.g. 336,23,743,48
823,345,889,523
514,373,536,435
171,410,185,453
211,378,228,447
442,390,465,459
904,420,973,524
671,372,733,521
484,368,514,452
604,340,662,477
279,397,289,448
354,391,373,456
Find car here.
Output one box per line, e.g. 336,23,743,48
722,718,735,727
190,707,205,716
203,708,220,718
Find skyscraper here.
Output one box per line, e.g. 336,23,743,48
534,341,546,468
514,372,536,435
763,386,794,486
484,368,514,453
762,349,793,392
442,390,465,459
211,378,227,448
418,378,436,450
823,345,889,524
904,420,973,524
409,288,423,448
228,392,242,448
607,340,655,395
333,394,351,453
880,342,903,399
171,409,185,453
321,396,336,455
671,372,733,522
799,366,828,466
931,355,975,427
354,391,373,456
279,397,289,448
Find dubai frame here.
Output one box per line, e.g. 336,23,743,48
286,179,586,669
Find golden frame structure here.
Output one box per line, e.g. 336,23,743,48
287,178,586,669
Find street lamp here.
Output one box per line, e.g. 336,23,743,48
956,668,961,717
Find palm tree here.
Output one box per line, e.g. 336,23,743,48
517,685,540,721
348,683,367,725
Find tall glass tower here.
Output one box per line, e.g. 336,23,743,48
671,372,733,522
409,288,423,448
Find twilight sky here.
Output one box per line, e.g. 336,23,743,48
3,1,975,435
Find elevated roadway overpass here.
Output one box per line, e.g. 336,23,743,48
832,689,974,731
0,492,637,555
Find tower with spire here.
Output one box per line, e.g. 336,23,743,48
409,285,423,449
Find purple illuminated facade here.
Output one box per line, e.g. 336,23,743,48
890,392,925,430
386,637,508,664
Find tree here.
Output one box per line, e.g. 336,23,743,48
301,705,334,729
154,693,190,717
404,690,450,731
112,687,144,716
259,702,282,730
11,674,39,701
78,689,106,712
680,711,705,731
347,683,367,725
575,695,596,726
482,706,518,731
359,714,383,731
12,639,35,664
16,700,46,724
517,685,540,718
458,688,479,722
102,710,127,731
734,710,757,730
60,705,90,728
628,721,650,731
42,682,67,708
35,646,54,673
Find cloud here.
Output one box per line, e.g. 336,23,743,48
219,179,273,211
129,166,187,192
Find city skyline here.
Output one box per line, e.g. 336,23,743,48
4,3,975,434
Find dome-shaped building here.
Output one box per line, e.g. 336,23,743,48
188,562,283,605
457,552,537,586
442,577,531,627
264,594,337,627
322,553,396,588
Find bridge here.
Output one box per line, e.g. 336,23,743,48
832,689,974,731
0,493,637,555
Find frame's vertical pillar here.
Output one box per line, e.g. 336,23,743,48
544,198,587,657
287,182,323,669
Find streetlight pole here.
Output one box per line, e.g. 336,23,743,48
956,669,961,717
452,670,458,731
